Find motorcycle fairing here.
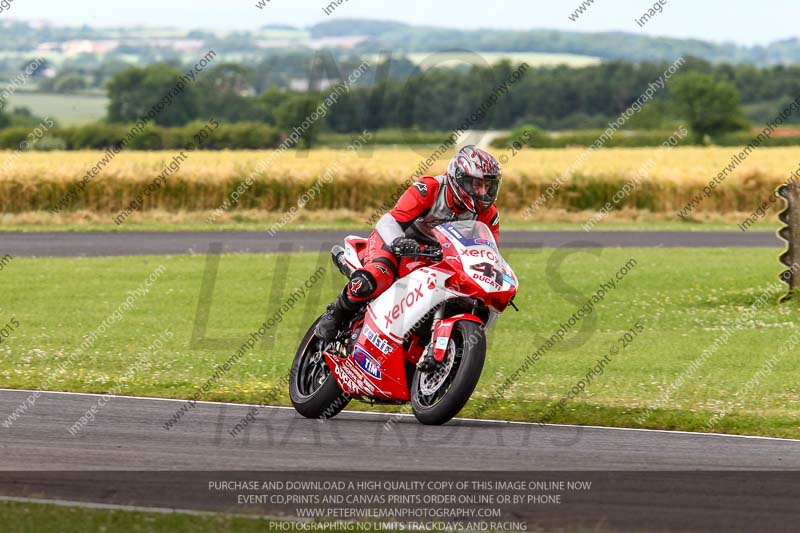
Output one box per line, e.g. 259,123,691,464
365,267,455,343
324,349,393,399
343,235,367,272
322,311,411,400
436,222,518,296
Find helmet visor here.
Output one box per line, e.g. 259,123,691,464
459,175,501,206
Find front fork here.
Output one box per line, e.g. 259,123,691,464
417,308,485,371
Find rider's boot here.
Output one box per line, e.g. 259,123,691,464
315,289,361,342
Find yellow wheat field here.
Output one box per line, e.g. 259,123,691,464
0,147,798,214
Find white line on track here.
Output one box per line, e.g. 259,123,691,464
2,388,798,443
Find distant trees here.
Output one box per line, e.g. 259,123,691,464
671,72,749,143
107,65,199,126
276,94,323,148
194,63,256,122
51,72,87,93
97,56,794,141
104,62,329,149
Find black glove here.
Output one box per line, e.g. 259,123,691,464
391,237,421,257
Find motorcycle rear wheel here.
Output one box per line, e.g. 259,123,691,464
410,320,485,425
289,317,351,420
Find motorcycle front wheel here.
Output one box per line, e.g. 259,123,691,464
289,317,350,420
410,320,485,425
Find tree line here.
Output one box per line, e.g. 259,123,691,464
3,54,800,148
99,56,800,140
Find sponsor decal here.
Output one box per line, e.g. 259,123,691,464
435,336,448,349
473,272,502,289
374,263,390,276
461,248,498,262
334,360,376,395
443,224,465,241
350,278,363,293
363,324,392,354
427,275,436,290
353,346,382,379
413,181,428,197
383,283,425,329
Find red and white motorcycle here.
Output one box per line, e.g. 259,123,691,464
290,220,518,425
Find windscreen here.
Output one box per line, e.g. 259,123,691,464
437,220,498,249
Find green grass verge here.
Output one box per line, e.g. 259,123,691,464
1,248,798,438
0,500,276,532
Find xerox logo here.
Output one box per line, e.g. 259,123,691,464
383,284,425,329
461,248,497,262
364,324,392,354
353,346,382,379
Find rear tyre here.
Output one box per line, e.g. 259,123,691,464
411,320,485,425
289,317,350,419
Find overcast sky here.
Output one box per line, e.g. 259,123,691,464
1,0,797,46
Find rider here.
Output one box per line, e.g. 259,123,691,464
315,145,503,342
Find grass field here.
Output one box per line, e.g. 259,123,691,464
1,248,797,438
4,91,108,126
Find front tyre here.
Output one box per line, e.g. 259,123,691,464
289,317,350,419
411,320,485,425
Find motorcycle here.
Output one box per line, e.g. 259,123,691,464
289,220,518,425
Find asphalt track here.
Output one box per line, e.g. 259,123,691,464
4,389,799,471
0,229,781,257
2,389,800,531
